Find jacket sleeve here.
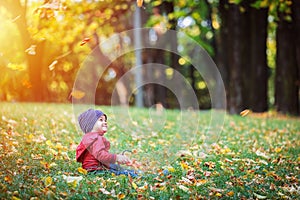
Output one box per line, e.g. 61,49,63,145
88,136,117,164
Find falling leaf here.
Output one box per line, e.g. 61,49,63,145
137,0,143,7
11,15,21,23
240,109,251,117
49,60,58,71
71,90,85,99
77,167,88,175
44,176,52,187
25,45,36,55
80,38,90,46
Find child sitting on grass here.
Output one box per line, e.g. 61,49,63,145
76,109,138,177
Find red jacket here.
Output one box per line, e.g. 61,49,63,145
76,132,117,171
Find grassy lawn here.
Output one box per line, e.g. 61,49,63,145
0,103,299,199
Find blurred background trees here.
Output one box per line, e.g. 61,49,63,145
0,0,299,115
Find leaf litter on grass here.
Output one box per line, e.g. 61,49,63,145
0,103,299,199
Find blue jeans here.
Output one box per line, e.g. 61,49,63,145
89,164,139,178
109,164,139,178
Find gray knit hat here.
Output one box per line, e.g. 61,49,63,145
78,109,107,133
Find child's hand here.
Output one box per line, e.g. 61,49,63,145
125,159,142,169
116,154,131,164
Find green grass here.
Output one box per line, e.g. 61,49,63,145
0,103,299,199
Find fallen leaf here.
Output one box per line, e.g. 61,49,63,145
44,176,52,187
253,192,267,199
62,175,83,184
99,188,110,195
178,185,190,193
131,181,138,190
4,175,12,184
196,179,207,186
77,167,88,175
118,193,126,199
227,191,234,197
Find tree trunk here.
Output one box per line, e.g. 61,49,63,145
227,3,245,114
1,0,44,102
275,12,299,115
292,0,300,114
216,0,229,108
248,6,268,112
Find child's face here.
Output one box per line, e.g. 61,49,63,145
92,115,107,134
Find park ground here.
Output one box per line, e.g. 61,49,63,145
0,103,299,199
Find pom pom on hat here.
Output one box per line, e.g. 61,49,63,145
78,109,106,133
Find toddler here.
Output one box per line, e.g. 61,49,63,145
76,109,138,177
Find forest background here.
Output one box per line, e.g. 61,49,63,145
0,0,299,115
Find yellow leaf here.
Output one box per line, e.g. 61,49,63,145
132,181,138,190
180,162,189,170
4,175,12,183
12,196,21,200
77,167,87,175
240,109,251,117
46,140,53,147
227,191,234,196
159,186,167,191
71,90,85,99
118,193,126,199
44,176,52,187
275,147,282,153
167,166,175,172
215,192,222,197
196,179,207,186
